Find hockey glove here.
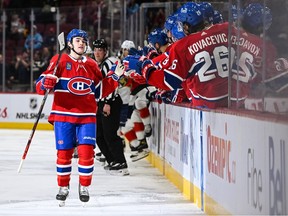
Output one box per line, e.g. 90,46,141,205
123,55,142,74
142,46,159,59
170,88,188,104
150,89,165,104
140,59,156,80
129,70,147,84
41,74,58,90
275,58,288,72
107,62,125,81
151,89,187,104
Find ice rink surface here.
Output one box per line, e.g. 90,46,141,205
0,129,205,216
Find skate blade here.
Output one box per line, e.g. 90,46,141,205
58,200,65,207
95,160,106,166
131,151,149,162
109,169,130,176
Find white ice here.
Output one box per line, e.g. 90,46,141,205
0,129,205,216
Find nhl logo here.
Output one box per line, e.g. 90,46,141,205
30,98,37,109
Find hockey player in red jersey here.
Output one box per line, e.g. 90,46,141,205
135,3,284,109
35,29,125,206
235,3,288,102
126,4,218,106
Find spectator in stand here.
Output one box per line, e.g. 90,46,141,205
9,12,26,43
145,2,165,35
24,25,43,51
43,27,57,54
14,50,30,86
127,0,140,17
41,46,52,65
32,50,46,82
0,54,9,86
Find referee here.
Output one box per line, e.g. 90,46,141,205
93,38,129,176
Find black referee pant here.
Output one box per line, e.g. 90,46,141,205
96,96,126,164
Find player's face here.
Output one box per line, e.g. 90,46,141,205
72,37,87,54
93,47,106,63
166,30,172,38
182,23,190,36
121,48,129,58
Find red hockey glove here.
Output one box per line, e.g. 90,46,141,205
129,70,147,84
141,59,156,79
41,74,58,90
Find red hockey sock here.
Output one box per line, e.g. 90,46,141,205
125,129,137,142
56,149,74,187
139,107,150,119
77,145,95,186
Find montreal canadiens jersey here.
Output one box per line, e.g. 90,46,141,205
36,53,118,124
148,23,232,107
229,28,278,105
148,22,279,108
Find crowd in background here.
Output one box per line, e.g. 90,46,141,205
0,0,288,94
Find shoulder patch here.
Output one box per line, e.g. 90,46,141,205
66,62,72,70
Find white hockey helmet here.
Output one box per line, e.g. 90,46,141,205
121,40,135,50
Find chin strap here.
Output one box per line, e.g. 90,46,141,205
71,43,88,56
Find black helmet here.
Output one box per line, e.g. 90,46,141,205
92,38,108,49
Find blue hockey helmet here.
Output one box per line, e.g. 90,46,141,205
242,3,272,31
198,2,214,24
231,4,244,22
177,3,204,27
148,28,169,47
213,10,224,24
66,29,89,44
171,21,186,42
164,13,178,31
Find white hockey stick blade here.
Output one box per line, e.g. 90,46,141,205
58,32,66,51
17,159,24,173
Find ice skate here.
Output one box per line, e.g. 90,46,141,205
79,184,90,205
130,149,150,162
104,161,114,171
56,186,69,207
108,162,130,176
130,138,149,162
95,152,106,165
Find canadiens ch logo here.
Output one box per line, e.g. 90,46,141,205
67,76,93,95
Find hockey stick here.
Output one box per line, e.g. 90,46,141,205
17,32,66,173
